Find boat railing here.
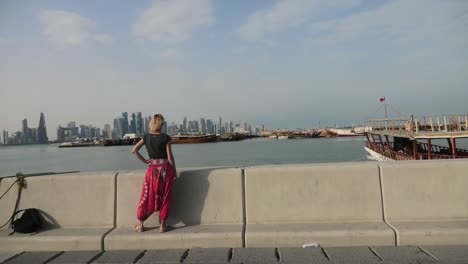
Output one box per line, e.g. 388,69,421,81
365,141,468,160
364,114,468,134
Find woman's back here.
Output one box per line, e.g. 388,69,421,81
144,133,171,159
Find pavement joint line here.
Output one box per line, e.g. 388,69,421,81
87,251,105,264
227,248,233,262
43,251,64,264
1,251,24,264
418,246,438,261
180,249,189,263
321,247,331,262
275,247,281,262
378,164,399,246
100,172,119,251
241,168,246,248
133,250,147,264
369,246,384,261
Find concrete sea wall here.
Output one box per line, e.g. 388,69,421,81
0,160,467,251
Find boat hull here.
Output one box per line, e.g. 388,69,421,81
364,146,394,161
171,134,218,144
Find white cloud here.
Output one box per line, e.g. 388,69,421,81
308,0,468,46
39,10,112,49
133,0,214,44
237,0,360,41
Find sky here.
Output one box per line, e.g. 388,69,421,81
1,0,467,139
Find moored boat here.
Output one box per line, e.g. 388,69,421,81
58,141,98,148
364,114,468,161
171,134,218,144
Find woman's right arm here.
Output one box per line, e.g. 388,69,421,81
132,138,149,164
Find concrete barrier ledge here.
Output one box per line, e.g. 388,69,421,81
0,160,467,251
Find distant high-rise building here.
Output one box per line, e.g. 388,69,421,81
30,128,37,143
200,118,206,134
206,119,214,134
22,118,28,135
80,125,89,139
113,117,125,139
130,113,136,133
144,116,150,133
21,118,28,144
162,121,168,134
57,125,78,142
2,130,8,145
136,112,143,134
229,121,234,134
218,117,222,134
104,124,111,139
183,117,188,133
37,112,48,144
122,112,129,135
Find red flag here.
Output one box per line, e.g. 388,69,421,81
379,96,385,102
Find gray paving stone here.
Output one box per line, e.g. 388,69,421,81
231,248,278,263
136,249,187,263
0,252,21,264
3,251,62,264
419,261,468,264
372,246,434,261
325,246,380,262
279,247,328,263
183,248,230,263
423,246,468,261
48,251,103,264
91,250,145,264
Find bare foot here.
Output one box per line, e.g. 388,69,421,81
159,221,167,233
134,223,144,232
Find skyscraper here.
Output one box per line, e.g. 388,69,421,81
2,130,8,145
21,118,28,144
113,117,125,139
162,121,168,134
200,118,206,134
144,116,151,133
136,112,143,134
218,117,222,134
122,112,129,135
37,112,48,144
130,113,136,133
104,124,111,139
183,117,188,133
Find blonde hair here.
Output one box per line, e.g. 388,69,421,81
149,114,165,133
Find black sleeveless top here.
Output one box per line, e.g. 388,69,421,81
143,133,172,159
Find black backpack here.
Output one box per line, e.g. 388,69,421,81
10,208,43,233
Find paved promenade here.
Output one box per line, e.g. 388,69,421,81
1,246,468,264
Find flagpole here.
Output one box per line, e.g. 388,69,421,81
384,96,387,130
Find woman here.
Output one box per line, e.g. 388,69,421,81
132,114,176,233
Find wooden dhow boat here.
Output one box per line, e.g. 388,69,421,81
171,133,218,144
364,114,468,161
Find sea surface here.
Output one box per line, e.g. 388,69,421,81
2,137,467,177
0,137,369,177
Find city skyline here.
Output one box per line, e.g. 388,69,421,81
1,1,468,135
1,111,265,143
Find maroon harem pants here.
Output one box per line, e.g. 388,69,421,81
137,159,175,222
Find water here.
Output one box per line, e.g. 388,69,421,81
0,137,368,177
